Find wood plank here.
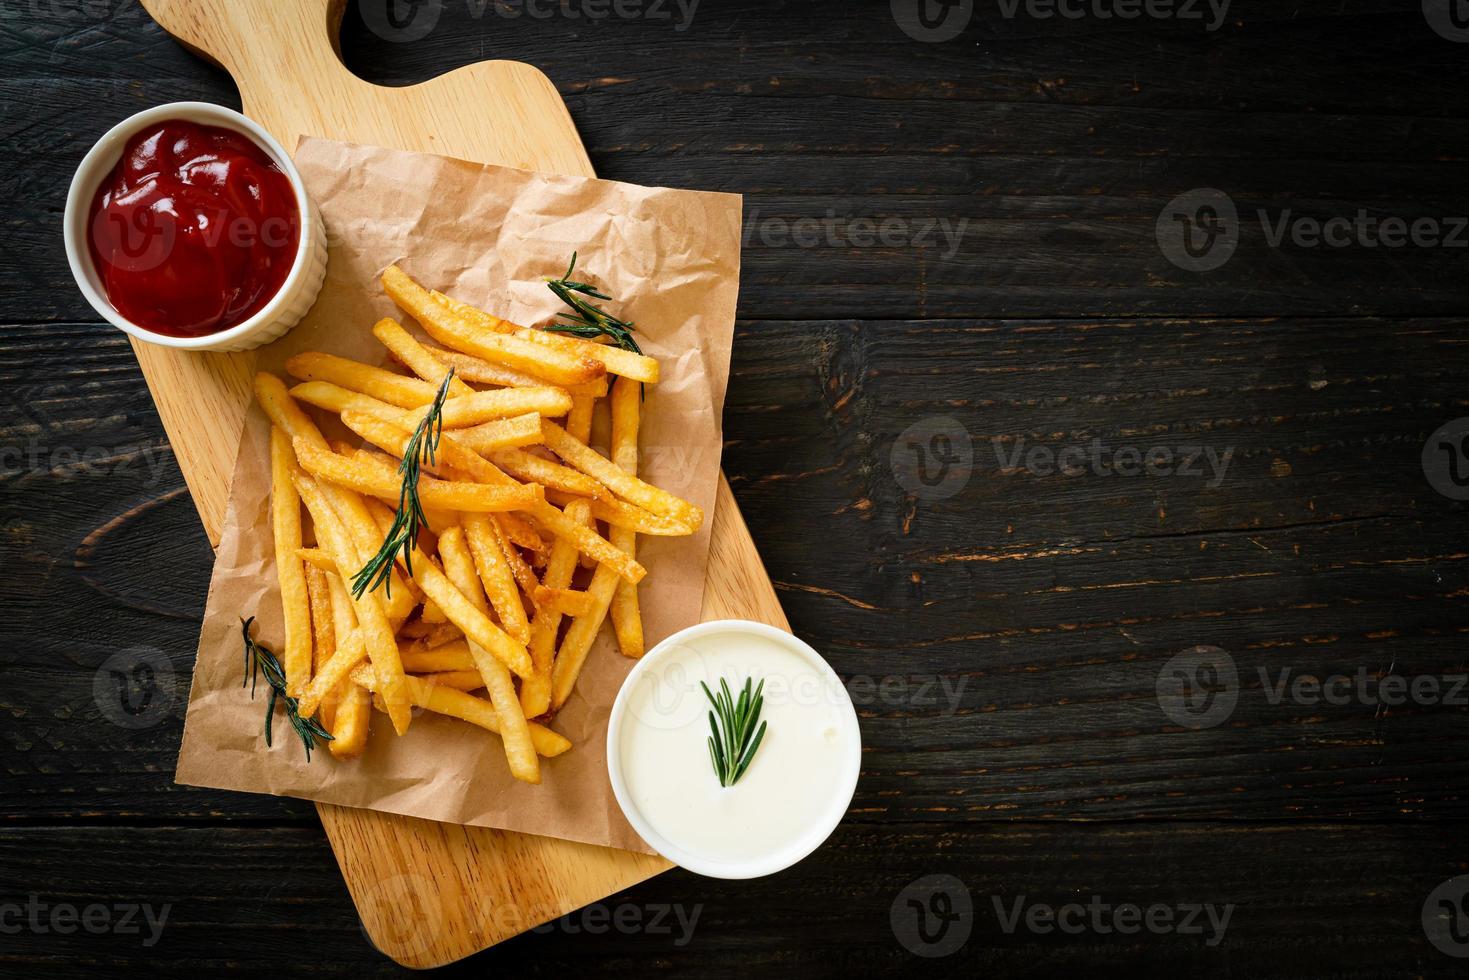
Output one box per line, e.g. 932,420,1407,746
0,822,1464,976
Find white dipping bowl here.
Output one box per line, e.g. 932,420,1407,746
63,101,326,353
607,619,862,879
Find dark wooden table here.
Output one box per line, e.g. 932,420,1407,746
4,1,1468,975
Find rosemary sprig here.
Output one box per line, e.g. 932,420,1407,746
701,677,769,787
351,367,455,598
240,617,332,760
544,251,643,355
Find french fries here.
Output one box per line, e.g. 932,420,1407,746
248,261,704,776
269,427,313,697
608,375,645,657
440,526,539,783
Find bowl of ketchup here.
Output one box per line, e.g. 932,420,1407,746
65,102,326,352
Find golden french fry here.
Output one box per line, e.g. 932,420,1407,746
305,564,336,731
316,474,415,625
550,561,621,711
533,586,595,618
328,682,371,760
285,351,440,409
462,514,531,644
256,373,328,450
412,670,486,692
269,427,313,697
399,387,573,430
575,486,598,571
541,420,703,530
489,447,606,498
566,393,594,443
422,344,608,398
427,282,659,383
424,623,464,648
401,540,533,679
521,499,588,718
491,512,540,606
609,374,644,657
289,380,404,423
440,527,540,783
304,564,337,726
297,547,336,573
543,489,695,536
383,265,605,386
293,438,541,513
324,570,359,728
352,666,571,758
515,324,660,384
497,512,546,553
292,471,413,735
373,318,475,396
297,626,367,719
400,641,475,673
529,498,644,584
451,413,546,454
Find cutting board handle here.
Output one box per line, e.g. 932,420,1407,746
140,0,349,85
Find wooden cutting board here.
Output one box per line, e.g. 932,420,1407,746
137,0,786,967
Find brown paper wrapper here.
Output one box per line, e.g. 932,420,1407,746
173,138,742,853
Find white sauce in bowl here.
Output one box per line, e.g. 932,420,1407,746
608,621,861,878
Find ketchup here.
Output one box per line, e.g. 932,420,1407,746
87,120,301,337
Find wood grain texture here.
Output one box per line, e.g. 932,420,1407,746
5,0,1469,975
122,0,783,967
3,822,1468,978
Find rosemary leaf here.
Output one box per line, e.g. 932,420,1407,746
351,368,455,599
240,617,332,760
544,252,643,356
702,675,770,787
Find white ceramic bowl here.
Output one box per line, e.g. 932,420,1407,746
606,619,862,879
63,101,326,353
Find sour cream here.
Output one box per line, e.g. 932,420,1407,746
607,620,861,878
